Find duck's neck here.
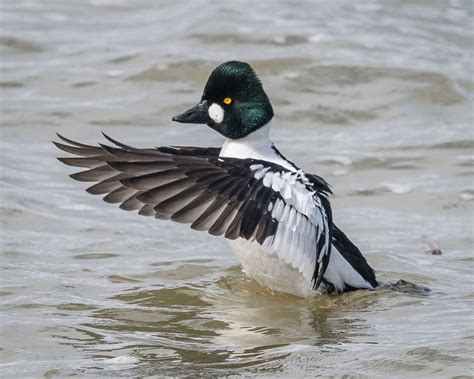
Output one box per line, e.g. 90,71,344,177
219,121,297,171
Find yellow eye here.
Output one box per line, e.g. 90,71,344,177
223,97,232,105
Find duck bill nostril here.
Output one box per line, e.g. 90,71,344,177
172,100,209,124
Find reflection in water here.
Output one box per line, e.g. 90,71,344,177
62,266,381,376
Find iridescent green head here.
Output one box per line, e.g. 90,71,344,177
172,61,274,139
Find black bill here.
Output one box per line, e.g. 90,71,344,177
172,100,210,124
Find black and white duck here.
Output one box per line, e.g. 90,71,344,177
54,61,378,297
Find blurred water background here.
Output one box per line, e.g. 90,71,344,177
1,0,473,377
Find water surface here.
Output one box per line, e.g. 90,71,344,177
1,0,473,377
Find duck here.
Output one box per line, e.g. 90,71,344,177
54,60,378,297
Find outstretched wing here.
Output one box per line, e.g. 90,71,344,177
54,134,332,289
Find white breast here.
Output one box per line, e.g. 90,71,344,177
219,122,296,171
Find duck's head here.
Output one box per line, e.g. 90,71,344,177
172,61,274,139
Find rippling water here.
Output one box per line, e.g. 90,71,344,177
1,0,473,377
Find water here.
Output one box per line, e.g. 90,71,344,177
1,0,473,377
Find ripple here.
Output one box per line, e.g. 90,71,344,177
352,156,425,170
399,140,474,151
287,65,467,105
0,81,23,88
56,303,97,311
128,58,310,82
154,264,218,281
430,140,474,150
106,275,141,283
459,191,474,201
50,111,71,119
350,183,412,196
411,74,466,105
71,81,97,88
114,287,212,308
317,156,352,166
101,355,139,366
107,54,139,64
287,104,377,124
73,253,120,260
406,347,469,364
361,358,426,373
455,155,474,167
128,59,212,82
89,116,156,127
190,33,307,46
0,36,43,53
378,280,431,296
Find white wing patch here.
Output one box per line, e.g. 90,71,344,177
250,164,331,284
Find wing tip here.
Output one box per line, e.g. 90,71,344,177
56,156,73,166
98,143,116,155
101,132,115,144
54,132,68,144
102,132,135,150
53,140,75,155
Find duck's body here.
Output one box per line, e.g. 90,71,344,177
54,61,378,296
219,121,376,296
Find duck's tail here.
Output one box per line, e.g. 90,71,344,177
322,224,378,293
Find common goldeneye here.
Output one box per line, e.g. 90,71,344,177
54,61,378,297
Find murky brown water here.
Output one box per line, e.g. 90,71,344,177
1,0,473,377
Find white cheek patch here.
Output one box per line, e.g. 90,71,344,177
208,103,224,123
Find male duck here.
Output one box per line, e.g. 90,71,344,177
54,61,378,297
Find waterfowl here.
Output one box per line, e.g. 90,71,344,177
54,61,378,297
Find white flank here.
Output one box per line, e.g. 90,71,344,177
323,247,373,291
208,103,224,123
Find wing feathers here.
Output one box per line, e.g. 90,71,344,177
58,157,105,168
56,133,100,149
55,134,333,291
86,173,131,195
190,196,229,231
209,202,239,236
103,186,137,204
107,160,176,175
138,204,156,216
136,178,196,204
120,170,186,190
99,144,163,162
120,194,144,211
54,141,102,157
69,165,114,182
